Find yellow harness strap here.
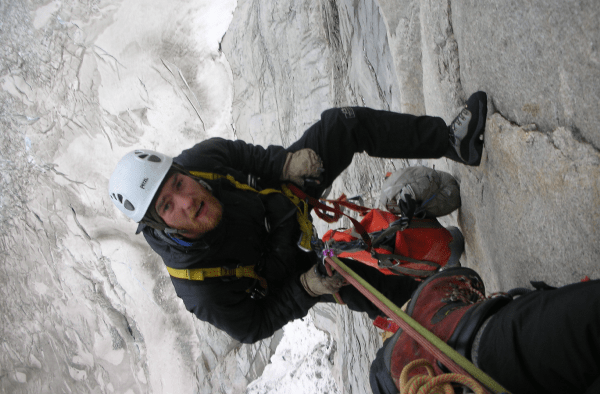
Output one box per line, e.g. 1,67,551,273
165,171,314,289
166,265,268,289
189,171,314,250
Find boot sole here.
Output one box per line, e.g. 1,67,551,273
460,92,487,165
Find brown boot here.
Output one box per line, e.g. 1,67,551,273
385,267,511,388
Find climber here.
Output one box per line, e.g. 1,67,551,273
108,92,488,344
369,266,600,394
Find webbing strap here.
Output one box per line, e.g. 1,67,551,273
189,171,280,196
188,171,314,250
286,184,373,251
325,256,510,394
166,265,268,289
188,171,378,252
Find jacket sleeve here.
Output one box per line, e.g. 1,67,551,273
175,137,289,185
171,275,320,344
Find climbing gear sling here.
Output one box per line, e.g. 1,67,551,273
189,171,317,250
291,179,464,278
165,264,268,299
187,172,373,254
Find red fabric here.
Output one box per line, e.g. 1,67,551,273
373,316,400,333
389,272,484,388
322,209,453,277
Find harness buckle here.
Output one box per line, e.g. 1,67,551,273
248,281,268,299
234,266,244,278
297,233,312,252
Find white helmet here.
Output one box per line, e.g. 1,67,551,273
109,149,173,222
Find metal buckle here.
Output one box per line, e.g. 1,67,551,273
297,233,312,252
249,283,268,299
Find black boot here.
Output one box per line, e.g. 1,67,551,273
445,91,488,166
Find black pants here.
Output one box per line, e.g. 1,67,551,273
320,259,420,319
477,280,600,394
369,280,600,394
290,107,450,317
288,106,450,198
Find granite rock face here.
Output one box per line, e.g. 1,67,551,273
456,114,600,291
376,0,600,292
452,0,600,149
224,0,600,392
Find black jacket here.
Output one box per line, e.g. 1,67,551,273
141,138,320,343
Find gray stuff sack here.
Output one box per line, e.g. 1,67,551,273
378,166,461,218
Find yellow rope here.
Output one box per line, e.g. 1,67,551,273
399,359,485,394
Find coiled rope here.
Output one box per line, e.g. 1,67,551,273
400,359,485,394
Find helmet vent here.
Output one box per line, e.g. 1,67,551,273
124,200,135,211
110,149,173,222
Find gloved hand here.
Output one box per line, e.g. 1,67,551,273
281,149,324,187
299,264,347,297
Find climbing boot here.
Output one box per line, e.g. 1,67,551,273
384,267,511,388
446,91,488,166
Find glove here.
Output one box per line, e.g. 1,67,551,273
299,264,347,297
281,149,324,187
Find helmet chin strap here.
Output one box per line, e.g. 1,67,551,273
171,163,213,193
197,178,212,192
149,222,191,237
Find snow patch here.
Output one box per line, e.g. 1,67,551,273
246,315,340,394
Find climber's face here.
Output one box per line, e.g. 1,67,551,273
155,173,222,239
